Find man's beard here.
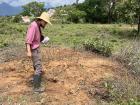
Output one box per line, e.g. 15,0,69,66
40,24,45,29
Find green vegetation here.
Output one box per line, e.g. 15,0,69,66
0,20,137,51
21,1,45,16
83,38,113,57
0,0,140,104
11,0,139,34
0,21,26,48
0,21,139,105
54,0,140,34
100,79,140,105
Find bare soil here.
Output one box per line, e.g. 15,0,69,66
0,47,135,105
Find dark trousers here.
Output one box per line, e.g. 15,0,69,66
32,47,42,75
31,47,43,88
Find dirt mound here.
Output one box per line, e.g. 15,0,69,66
0,47,126,104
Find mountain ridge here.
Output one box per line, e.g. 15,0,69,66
0,2,53,16
0,3,23,16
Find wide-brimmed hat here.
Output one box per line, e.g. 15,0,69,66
36,12,52,25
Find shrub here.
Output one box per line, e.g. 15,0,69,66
68,9,86,23
102,79,140,105
83,38,113,57
0,42,8,48
13,15,21,23
115,41,140,75
128,99,140,105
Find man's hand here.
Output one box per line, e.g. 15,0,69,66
27,51,32,57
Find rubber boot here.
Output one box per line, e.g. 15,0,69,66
33,74,45,93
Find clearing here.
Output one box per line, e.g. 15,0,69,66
0,47,134,105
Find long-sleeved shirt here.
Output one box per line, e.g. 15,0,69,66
26,21,41,50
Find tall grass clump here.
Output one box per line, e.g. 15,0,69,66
115,40,140,75
111,40,140,104
101,78,140,105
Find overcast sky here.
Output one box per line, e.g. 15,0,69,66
0,0,85,7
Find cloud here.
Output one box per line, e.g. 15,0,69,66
0,0,85,7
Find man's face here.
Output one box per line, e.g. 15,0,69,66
40,20,47,29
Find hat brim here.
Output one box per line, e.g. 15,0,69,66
36,17,52,25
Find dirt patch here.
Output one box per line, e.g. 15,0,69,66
0,46,25,63
0,47,134,105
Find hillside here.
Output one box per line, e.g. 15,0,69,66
0,2,53,16
0,3,22,16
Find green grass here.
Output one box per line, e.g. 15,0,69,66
0,21,139,105
0,22,137,53
44,24,137,52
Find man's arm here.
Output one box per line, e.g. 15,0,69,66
25,24,36,57
26,44,32,57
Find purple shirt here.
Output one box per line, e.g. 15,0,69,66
26,21,41,49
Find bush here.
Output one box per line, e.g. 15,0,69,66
13,15,21,23
115,41,140,75
0,42,8,48
128,99,140,105
83,38,113,57
68,9,86,23
102,79,140,105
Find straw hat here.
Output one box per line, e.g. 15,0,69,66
37,12,52,25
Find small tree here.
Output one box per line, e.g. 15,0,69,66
77,0,110,23
21,1,45,17
116,0,140,34
68,8,86,23
13,15,21,23
107,0,117,23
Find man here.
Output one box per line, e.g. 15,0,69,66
26,12,51,93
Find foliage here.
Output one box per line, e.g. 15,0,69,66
77,0,109,23
0,41,8,48
55,6,73,24
0,20,135,51
77,0,140,32
128,99,140,105
116,41,140,75
115,0,139,23
55,5,86,23
21,1,45,17
83,38,113,56
54,0,140,34
67,7,86,23
101,79,140,105
13,15,21,23
115,0,140,34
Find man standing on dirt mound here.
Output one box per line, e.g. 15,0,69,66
25,12,52,93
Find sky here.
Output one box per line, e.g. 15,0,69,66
0,0,85,7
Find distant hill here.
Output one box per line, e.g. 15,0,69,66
0,3,22,16
0,2,54,16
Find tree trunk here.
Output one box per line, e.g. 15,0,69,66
108,8,111,23
138,15,140,35
108,0,116,23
